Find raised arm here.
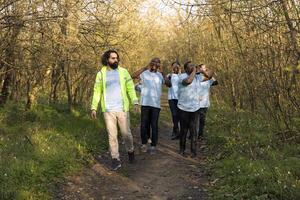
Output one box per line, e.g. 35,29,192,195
165,74,172,87
202,69,214,81
132,66,148,79
164,76,172,87
182,67,196,86
211,78,219,86
160,68,171,87
196,64,214,81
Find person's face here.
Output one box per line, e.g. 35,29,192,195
196,64,207,74
185,63,195,74
108,52,118,66
201,65,207,71
150,58,161,71
172,64,180,74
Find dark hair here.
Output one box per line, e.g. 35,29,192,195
101,50,119,66
171,61,180,66
184,61,191,70
150,57,161,63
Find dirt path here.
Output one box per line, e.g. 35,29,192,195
55,102,209,200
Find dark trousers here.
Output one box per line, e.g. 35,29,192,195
140,106,160,146
198,108,208,138
179,108,200,154
168,99,180,135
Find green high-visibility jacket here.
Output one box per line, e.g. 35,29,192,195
91,66,138,112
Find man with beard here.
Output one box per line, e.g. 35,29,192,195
177,61,213,158
91,50,139,171
132,58,171,154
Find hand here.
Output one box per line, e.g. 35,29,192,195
195,65,202,73
134,104,140,113
166,74,171,80
90,110,97,119
192,66,196,73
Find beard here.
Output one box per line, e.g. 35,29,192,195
109,62,118,69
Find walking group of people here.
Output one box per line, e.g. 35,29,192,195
91,50,218,170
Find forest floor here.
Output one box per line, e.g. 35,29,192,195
54,97,209,200
1,94,298,199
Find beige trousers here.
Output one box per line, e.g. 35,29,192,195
103,111,134,160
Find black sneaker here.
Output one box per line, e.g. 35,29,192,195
111,159,121,171
179,149,186,157
198,135,203,141
171,133,175,138
171,134,179,140
128,151,135,163
172,128,180,139
191,152,197,158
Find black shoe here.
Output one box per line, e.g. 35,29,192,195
171,133,175,138
191,152,197,158
111,159,121,171
128,151,135,163
171,134,179,140
179,149,185,156
198,135,203,141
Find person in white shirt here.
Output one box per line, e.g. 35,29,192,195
197,64,218,140
90,50,139,171
132,58,171,154
166,62,181,140
177,61,213,157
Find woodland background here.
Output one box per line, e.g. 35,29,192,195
0,0,299,199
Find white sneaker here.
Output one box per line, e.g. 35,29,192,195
147,138,152,144
140,144,147,153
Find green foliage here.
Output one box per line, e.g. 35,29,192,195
206,106,300,200
0,102,107,199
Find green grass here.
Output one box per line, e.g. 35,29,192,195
1,99,299,200
205,106,300,200
0,102,107,199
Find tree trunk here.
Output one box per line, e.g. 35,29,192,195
49,64,61,104
0,70,13,106
0,24,21,105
